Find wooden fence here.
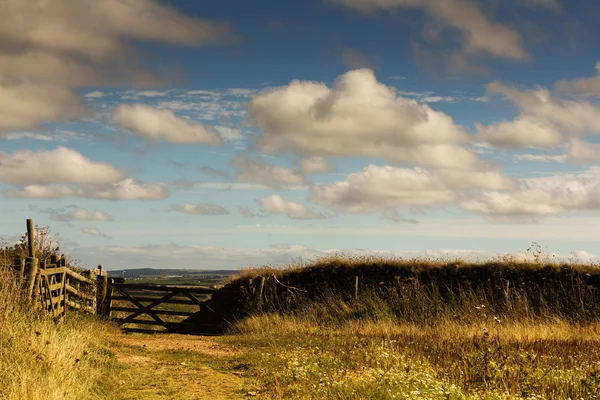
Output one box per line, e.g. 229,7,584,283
9,219,109,319
6,219,222,333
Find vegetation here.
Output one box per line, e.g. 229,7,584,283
224,290,600,399
0,266,122,400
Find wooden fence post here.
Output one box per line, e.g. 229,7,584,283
13,257,25,287
354,276,359,301
254,276,265,309
104,278,114,318
96,265,108,316
24,257,39,299
26,219,35,258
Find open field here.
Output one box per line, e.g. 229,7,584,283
3,255,600,399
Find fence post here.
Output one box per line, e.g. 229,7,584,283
24,257,39,299
354,276,359,301
26,219,35,258
254,276,265,309
96,265,108,316
13,257,25,287
104,278,114,318
50,254,58,267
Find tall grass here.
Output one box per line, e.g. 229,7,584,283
0,267,121,400
228,291,600,399
220,256,600,399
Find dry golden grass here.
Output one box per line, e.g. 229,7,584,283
0,267,122,400
224,284,600,399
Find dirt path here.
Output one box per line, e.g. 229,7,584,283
107,333,246,400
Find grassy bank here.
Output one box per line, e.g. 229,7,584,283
0,267,122,400
213,256,600,399
225,294,600,399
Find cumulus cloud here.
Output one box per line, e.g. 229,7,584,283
555,62,600,97
112,104,222,144
462,172,600,217
0,82,85,133
476,115,563,148
170,203,229,216
477,82,600,149
0,0,236,132
330,0,528,62
257,195,326,220
309,164,514,213
0,147,125,186
249,69,477,169
81,227,111,239
567,139,600,164
231,156,307,188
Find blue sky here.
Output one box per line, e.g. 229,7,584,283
1,0,600,270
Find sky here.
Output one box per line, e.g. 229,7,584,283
1,0,600,270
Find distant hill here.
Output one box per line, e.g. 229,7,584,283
106,268,238,279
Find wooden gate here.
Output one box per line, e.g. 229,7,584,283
37,267,67,318
109,282,217,334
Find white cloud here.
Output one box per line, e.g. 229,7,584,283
6,179,169,201
214,126,244,142
477,82,600,150
5,185,85,199
476,115,564,148
84,91,105,98
249,69,477,169
0,82,85,133
49,208,114,222
171,203,229,216
231,156,307,188
112,104,222,145
462,172,600,217
81,227,111,239
514,153,567,163
298,156,334,174
330,0,528,61
90,179,169,201
488,82,600,135
567,138,600,164
554,62,600,97
0,0,236,132
0,147,125,186
309,164,515,213
258,195,326,220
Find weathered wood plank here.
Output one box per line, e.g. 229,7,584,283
65,284,95,302
110,295,202,305
67,299,95,313
110,306,196,317
40,267,66,277
111,283,216,294
66,269,94,285
47,282,63,292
